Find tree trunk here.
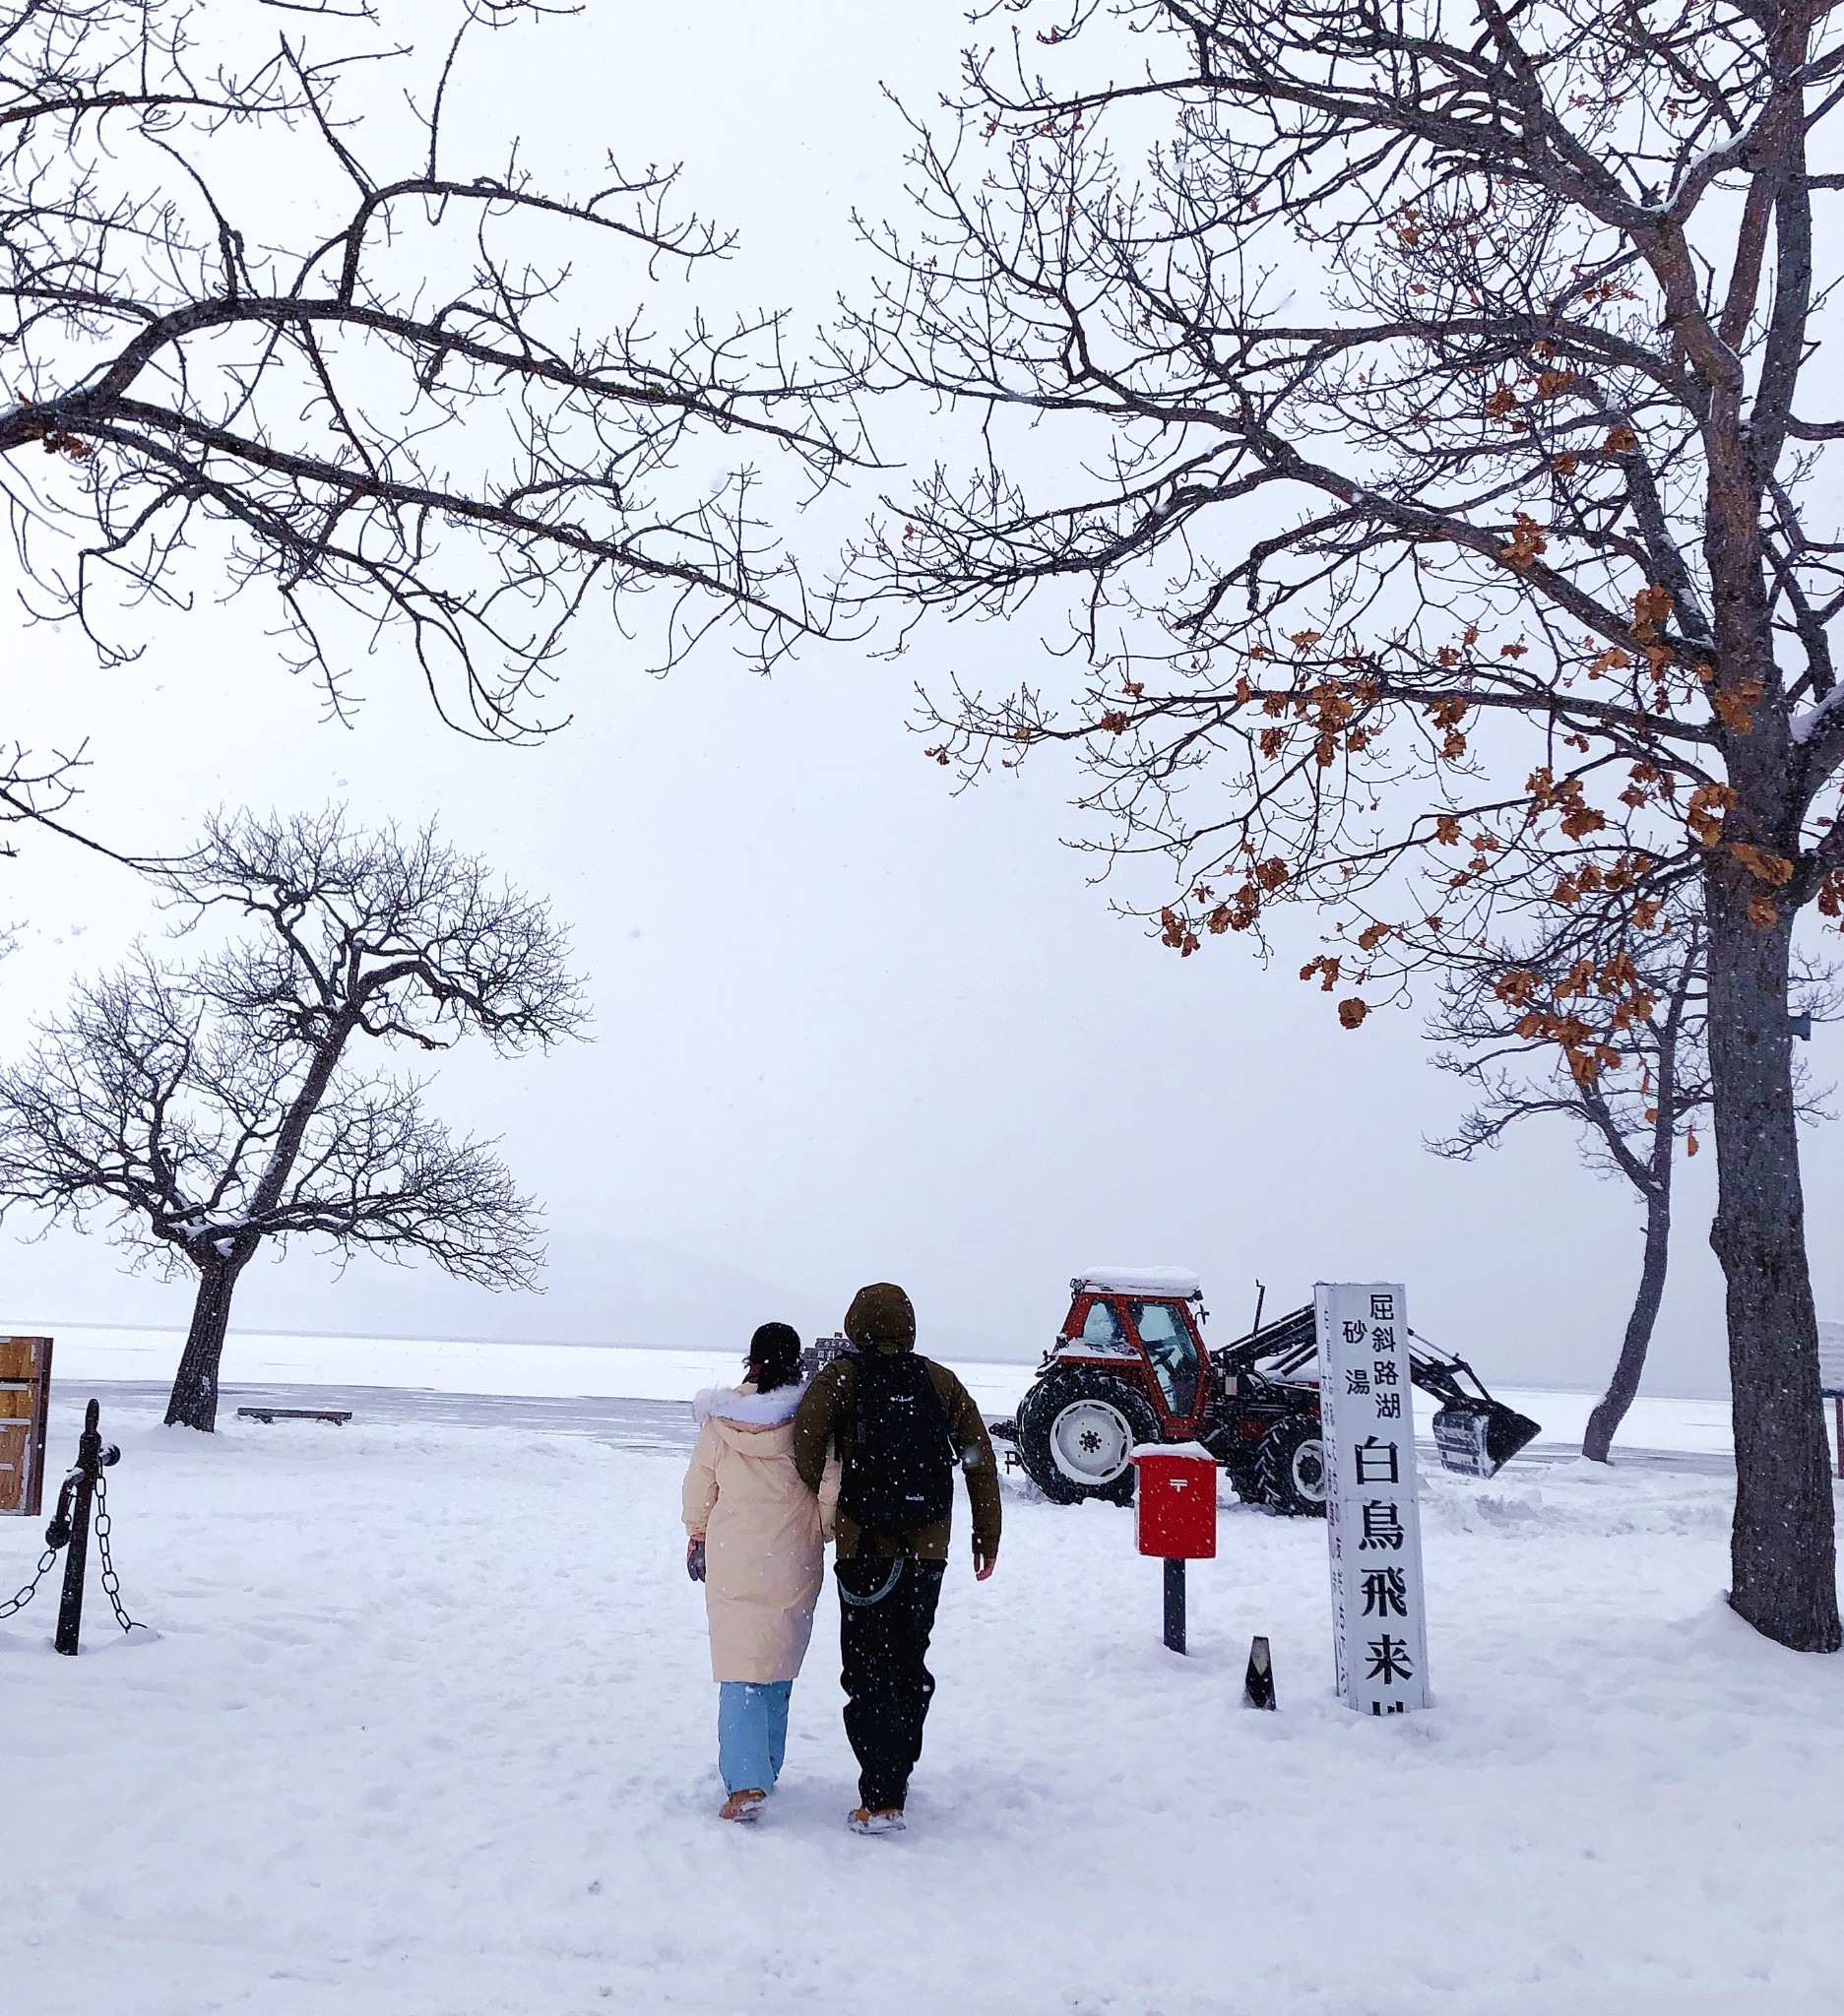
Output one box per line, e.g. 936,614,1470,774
164,1256,246,1432
1584,1185,1672,1464
1704,870,1840,1652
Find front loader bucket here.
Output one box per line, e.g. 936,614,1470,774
1431,1401,1541,1480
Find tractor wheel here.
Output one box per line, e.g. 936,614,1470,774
1015,1368,1161,1507
1254,1417,1329,1517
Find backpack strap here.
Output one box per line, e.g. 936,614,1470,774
836,1556,905,1606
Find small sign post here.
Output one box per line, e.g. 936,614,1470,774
1242,1634,1276,1710
1316,1284,1430,1715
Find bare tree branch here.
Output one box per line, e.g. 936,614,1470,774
0,806,586,1427
0,0,863,761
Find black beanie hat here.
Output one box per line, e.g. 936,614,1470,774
747,1321,803,1392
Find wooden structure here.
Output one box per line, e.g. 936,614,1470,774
0,1336,53,1517
235,1406,353,1426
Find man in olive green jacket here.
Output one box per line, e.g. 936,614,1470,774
792,1281,999,1834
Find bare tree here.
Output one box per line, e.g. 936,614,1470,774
854,0,1844,1650
1431,907,1832,1459
1429,908,1709,1462
0,809,586,1428
0,0,856,762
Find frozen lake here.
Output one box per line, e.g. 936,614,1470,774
25,1321,1754,1461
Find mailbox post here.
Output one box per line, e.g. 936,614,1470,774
1130,1444,1218,1654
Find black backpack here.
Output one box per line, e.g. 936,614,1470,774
838,1350,957,1536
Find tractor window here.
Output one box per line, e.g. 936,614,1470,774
1077,1298,1128,1351
1131,1300,1202,1418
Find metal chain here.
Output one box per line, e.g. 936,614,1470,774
93,1471,143,1634
0,1542,59,1622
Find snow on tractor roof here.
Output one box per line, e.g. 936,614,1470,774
1073,1266,1201,1298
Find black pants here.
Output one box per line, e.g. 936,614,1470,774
836,1552,946,1812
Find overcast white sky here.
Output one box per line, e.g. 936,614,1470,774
0,0,1837,1399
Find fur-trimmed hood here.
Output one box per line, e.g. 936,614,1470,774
691,1380,808,1429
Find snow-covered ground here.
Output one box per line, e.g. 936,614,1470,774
6,1385,1844,2015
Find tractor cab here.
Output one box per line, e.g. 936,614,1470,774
1003,1271,1216,1500
1059,1277,1210,1433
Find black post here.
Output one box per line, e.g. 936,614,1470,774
1243,1634,1277,1710
1163,1557,1186,1655
53,1399,101,1658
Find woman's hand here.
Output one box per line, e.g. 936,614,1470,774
686,1537,707,1583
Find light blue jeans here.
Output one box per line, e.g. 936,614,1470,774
718,1680,793,1796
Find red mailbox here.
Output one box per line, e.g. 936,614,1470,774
1131,1445,1218,1559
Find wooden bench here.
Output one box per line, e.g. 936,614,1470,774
235,1407,353,1426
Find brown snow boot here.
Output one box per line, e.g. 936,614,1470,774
847,1806,906,1835
720,1790,767,1823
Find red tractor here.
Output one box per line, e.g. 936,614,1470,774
989,1270,1541,1515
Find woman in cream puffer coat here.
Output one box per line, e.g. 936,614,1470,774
682,1321,838,1821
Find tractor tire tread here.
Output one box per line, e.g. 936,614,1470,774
1014,1365,1161,1508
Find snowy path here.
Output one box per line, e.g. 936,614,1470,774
5,1396,1842,2014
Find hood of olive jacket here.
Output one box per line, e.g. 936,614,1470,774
844,1282,916,1350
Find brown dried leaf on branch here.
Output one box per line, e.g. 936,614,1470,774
1685,784,1739,847
1731,844,1796,887
1631,584,1673,636
1711,680,1765,735
1499,514,1549,567
1494,969,1540,1006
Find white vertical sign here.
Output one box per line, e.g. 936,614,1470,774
1316,1283,1430,1715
